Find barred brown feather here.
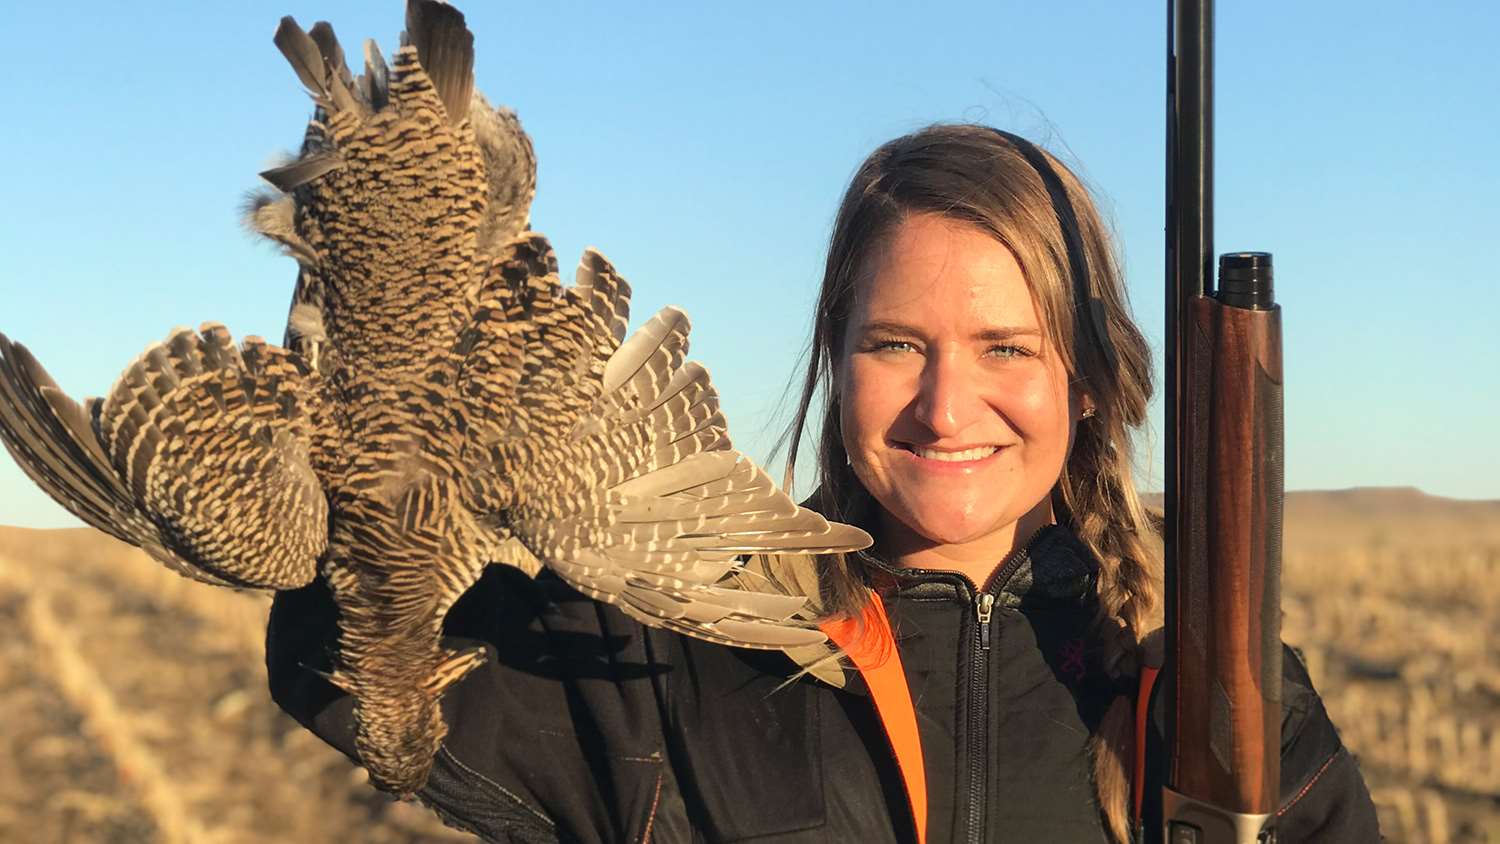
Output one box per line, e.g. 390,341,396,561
0,326,328,589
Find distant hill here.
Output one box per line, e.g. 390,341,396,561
6,486,1497,559
1141,486,1500,551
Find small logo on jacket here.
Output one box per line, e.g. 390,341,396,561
1059,638,1087,684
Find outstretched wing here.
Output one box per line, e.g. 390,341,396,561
456,234,871,648
0,325,330,589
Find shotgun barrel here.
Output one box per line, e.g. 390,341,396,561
1162,1,1285,842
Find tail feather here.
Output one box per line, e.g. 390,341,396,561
361,39,390,111
273,17,357,115
307,22,357,94
402,0,474,125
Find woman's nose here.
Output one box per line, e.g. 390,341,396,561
912,353,983,438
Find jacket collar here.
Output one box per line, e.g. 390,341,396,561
799,483,1101,608
858,523,1101,609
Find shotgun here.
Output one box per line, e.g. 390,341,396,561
1161,0,1285,842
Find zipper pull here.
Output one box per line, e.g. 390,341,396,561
976,592,995,651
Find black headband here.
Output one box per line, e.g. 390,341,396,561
986,128,1119,374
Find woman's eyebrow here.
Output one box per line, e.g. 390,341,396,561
857,319,1042,340
856,319,922,336
975,327,1043,341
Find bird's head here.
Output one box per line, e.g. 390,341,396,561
351,643,489,798
353,685,447,798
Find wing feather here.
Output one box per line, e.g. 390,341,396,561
0,337,150,546
457,238,871,649
0,326,332,589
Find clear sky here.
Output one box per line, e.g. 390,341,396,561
2,0,1496,528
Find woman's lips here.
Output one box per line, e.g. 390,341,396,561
894,442,1005,469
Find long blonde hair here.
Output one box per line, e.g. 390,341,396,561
783,124,1162,842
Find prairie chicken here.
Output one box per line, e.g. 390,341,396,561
0,0,868,797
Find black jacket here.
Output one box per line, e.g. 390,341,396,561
266,525,1380,843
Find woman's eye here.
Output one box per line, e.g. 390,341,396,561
870,339,916,354
987,344,1035,359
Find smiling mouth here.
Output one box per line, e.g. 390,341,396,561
900,444,1000,462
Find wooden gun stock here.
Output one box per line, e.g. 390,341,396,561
1164,266,1284,843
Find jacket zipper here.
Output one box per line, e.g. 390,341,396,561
965,587,993,843
965,529,1045,844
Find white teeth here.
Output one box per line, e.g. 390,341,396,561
911,446,997,462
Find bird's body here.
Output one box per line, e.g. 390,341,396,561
0,0,870,798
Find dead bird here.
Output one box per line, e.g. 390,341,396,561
0,0,869,797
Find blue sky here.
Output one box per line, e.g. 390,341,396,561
2,1,1495,528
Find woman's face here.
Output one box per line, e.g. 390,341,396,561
838,213,1083,563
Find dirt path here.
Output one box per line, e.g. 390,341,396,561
0,583,158,843
0,529,475,844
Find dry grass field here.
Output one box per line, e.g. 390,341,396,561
0,486,1495,842
0,527,476,844
1280,489,1500,843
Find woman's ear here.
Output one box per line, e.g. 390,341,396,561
1071,386,1097,422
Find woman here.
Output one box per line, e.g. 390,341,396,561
267,125,1379,842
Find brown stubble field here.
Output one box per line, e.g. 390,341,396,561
1279,489,1500,843
0,487,1495,843
0,527,476,844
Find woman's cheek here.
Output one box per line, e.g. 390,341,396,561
994,367,1069,439
842,360,900,442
